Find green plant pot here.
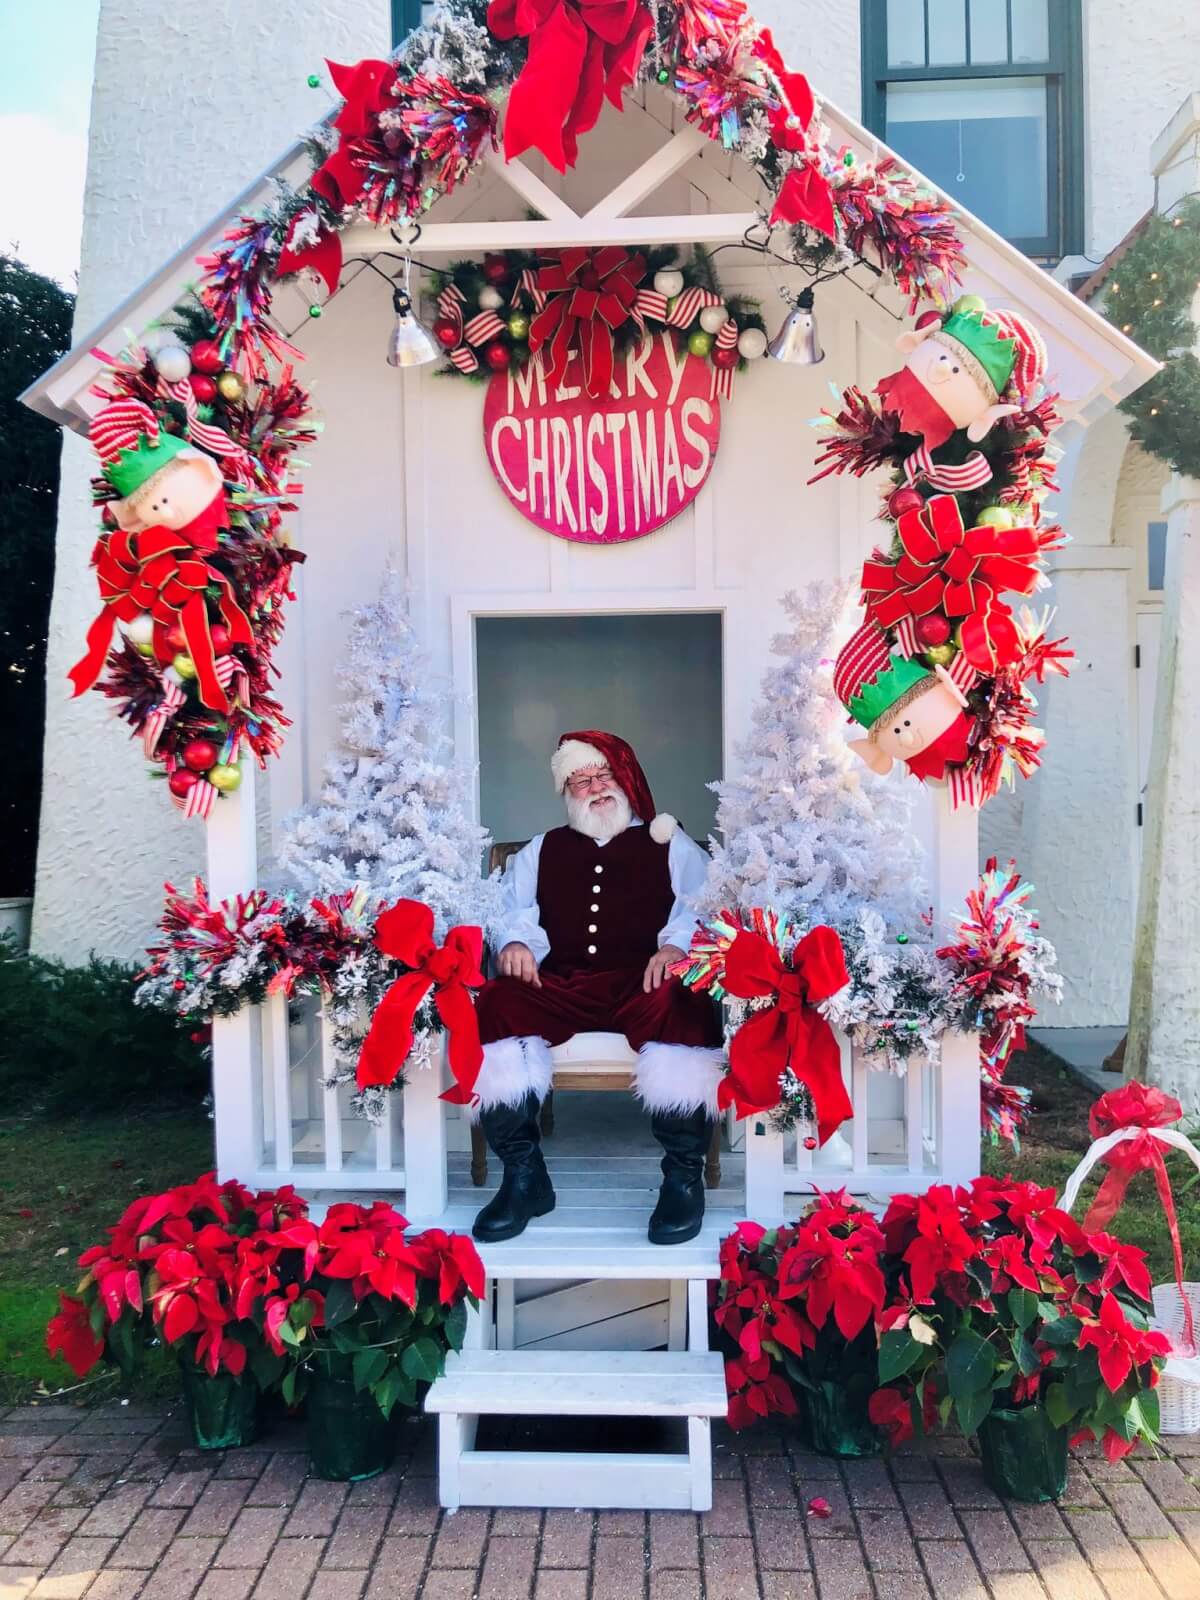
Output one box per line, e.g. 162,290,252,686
179,1364,260,1451
306,1370,398,1482
978,1405,1068,1503
798,1379,883,1458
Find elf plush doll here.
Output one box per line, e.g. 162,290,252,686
877,297,1048,451
834,621,978,786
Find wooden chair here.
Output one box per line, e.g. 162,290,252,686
469,840,723,1190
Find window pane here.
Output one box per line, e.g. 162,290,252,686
969,0,1009,62
927,0,967,64
885,77,1049,239
1010,0,1050,61
887,0,926,66
1148,522,1167,591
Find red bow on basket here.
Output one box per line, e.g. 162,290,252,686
860,494,1049,673
1075,1083,1197,1354
720,926,851,1146
356,900,486,1106
488,0,652,173
68,523,254,713
529,246,647,399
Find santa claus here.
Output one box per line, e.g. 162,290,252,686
471,730,724,1247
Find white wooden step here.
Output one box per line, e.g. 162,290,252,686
426,1350,727,1417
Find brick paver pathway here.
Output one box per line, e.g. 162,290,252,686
2,1403,1200,1599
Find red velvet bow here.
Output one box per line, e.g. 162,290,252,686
720,926,851,1145
529,246,647,399
356,900,486,1106
1083,1083,1194,1350
488,0,652,173
759,34,832,237
860,494,1043,672
68,503,253,713
309,58,400,213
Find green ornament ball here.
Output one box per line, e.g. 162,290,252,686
924,642,958,668
507,312,531,341
843,151,855,166
207,763,243,793
687,329,715,358
975,504,1016,530
896,932,909,945
952,293,987,316
307,73,321,88
172,652,197,681
657,68,671,83
308,303,322,318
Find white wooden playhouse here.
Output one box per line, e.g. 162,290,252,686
24,41,1154,1512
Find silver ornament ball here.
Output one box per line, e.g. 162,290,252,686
698,304,729,335
736,326,768,359
653,268,684,299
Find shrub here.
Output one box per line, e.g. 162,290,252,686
0,939,208,1113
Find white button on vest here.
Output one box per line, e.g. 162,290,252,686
595,865,604,874
592,884,601,894
588,924,597,934
587,944,597,955
590,903,599,912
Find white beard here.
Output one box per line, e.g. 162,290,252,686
565,787,633,841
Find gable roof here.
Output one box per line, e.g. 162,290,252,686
21,75,1157,435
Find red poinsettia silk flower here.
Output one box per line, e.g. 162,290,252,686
489,0,653,173
46,1294,105,1380
1079,1293,1170,1396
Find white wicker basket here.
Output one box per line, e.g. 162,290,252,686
1060,1123,1200,1435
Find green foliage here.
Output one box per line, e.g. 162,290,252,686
0,939,209,1114
1107,199,1200,478
0,256,74,895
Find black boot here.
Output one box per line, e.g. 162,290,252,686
648,1107,712,1246
472,1093,556,1243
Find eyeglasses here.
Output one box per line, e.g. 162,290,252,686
566,768,614,794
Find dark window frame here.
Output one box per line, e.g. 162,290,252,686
860,0,1084,261
390,0,425,48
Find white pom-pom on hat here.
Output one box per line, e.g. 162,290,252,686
650,812,678,843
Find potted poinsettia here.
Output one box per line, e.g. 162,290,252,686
868,1176,1169,1500
714,1191,887,1455
260,1199,483,1481
47,1174,306,1448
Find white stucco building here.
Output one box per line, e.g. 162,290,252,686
28,0,1200,1049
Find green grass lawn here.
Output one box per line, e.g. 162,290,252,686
0,1107,212,1405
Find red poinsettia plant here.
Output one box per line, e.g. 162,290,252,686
46,1173,306,1385
714,1191,886,1437
257,1200,485,1418
868,1176,1169,1463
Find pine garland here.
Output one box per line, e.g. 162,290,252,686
1107,198,1200,479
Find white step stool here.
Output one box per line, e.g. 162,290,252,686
426,1346,727,1510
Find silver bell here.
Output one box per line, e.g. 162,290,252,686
767,287,824,365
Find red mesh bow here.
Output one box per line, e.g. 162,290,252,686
68,507,253,713
860,494,1046,672
356,900,485,1106
488,0,652,173
1082,1083,1193,1350
720,926,851,1145
529,246,647,399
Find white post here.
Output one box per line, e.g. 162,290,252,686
931,787,981,1185
208,765,261,1182
402,1035,450,1219
743,1116,786,1224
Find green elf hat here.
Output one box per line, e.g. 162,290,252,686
90,397,194,503
833,621,934,730
929,299,1048,404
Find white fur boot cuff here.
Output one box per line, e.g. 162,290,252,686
632,1043,725,1118
469,1036,554,1120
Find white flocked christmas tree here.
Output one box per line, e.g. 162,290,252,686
700,583,927,935
276,570,499,939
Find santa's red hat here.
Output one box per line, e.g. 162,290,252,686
551,730,678,843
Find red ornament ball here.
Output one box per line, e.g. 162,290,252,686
914,310,943,331
803,1136,818,1151
887,486,925,519
483,340,511,371
163,623,188,654
207,623,232,655
914,613,952,648
712,343,739,370
433,318,460,349
189,373,218,403
182,738,220,773
482,253,509,284
189,339,224,374
168,768,199,798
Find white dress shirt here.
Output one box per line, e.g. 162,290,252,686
494,820,709,966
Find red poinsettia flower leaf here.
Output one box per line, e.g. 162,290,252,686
46,1295,104,1378
161,1291,200,1345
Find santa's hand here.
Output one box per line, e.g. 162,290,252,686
644,945,686,993
499,941,542,987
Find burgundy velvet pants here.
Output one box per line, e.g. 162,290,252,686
476,965,722,1052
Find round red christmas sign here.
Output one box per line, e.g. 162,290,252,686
483,330,721,543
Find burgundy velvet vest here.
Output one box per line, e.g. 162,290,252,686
536,824,674,974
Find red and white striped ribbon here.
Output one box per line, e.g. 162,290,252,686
512,269,547,313
462,309,507,345
633,285,723,329
142,676,186,759
214,652,250,709
166,767,220,820
903,442,993,494
894,616,920,658
710,318,739,400
948,767,983,809
945,652,979,696
157,377,255,486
